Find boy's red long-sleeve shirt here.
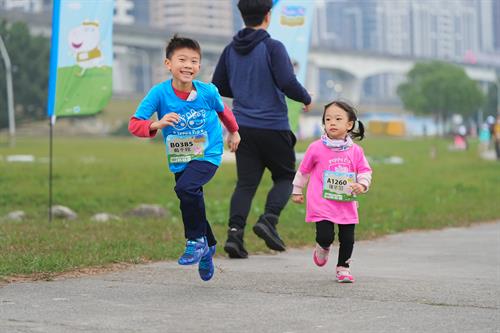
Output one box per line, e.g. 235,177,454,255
129,86,238,138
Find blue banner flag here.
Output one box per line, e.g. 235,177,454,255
47,0,114,117
268,0,314,133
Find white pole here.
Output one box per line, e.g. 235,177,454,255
138,48,150,94
497,76,500,115
0,35,15,146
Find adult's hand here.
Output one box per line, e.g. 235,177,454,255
304,103,312,113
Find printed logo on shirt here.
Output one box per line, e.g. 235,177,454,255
329,157,351,165
173,109,207,131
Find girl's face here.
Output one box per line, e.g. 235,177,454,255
323,104,354,140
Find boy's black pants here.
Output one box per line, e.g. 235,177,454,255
316,221,355,267
174,160,218,246
228,126,296,229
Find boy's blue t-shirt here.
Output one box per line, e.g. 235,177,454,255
134,79,225,173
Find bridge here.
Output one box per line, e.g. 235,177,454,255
307,50,498,103
1,10,498,102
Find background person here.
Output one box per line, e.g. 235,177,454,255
212,0,312,258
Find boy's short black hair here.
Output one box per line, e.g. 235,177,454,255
238,0,273,27
165,34,201,59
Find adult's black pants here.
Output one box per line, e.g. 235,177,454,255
228,126,296,229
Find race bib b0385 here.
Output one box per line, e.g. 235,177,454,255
167,133,207,164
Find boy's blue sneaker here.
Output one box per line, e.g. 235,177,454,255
198,245,216,281
178,238,208,265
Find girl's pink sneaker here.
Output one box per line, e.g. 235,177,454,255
313,244,330,267
336,266,355,283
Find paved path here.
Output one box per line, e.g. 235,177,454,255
1,223,499,332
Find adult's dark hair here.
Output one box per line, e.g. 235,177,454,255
165,34,201,60
323,100,365,140
238,0,273,27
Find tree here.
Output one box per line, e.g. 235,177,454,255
397,61,484,132
483,82,498,117
0,20,50,129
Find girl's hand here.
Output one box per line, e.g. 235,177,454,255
226,131,241,152
291,194,304,204
350,183,366,195
151,113,180,130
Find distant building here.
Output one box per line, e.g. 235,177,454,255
113,0,150,26
232,1,243,33
313,0,376,51
410,0,479,61
149,0,234,38
0,0,48,12
130,0,150,27
375,1,412,55
494,0,500,51
114,0,135,25
313,0,497,103
476,0,494,52
313,0,493,61
1,0,496,102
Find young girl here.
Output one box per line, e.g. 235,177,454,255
291,101,372,283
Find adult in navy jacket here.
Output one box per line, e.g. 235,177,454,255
212,0,312,259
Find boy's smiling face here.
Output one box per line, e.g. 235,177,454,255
165,47,201,90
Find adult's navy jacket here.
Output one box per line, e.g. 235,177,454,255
212,28,311,131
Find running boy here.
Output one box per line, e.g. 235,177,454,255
291,101,372,283
129,35,240,281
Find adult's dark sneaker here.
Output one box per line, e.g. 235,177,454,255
223,227,248,259
252,214,286,251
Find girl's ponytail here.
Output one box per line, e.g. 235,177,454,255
350,120,365,141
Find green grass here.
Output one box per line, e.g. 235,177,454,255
0,136,499,279
100,98,141,125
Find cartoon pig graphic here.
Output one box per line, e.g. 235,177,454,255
68,21,103,74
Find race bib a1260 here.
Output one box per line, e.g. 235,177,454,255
322,170,356,202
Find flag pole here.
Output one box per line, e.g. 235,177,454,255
47,0,61,222
49,116,55,222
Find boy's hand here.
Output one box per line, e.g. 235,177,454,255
150,113,180,130
227,131,241,152
291,194,304,204
350,183,366,195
